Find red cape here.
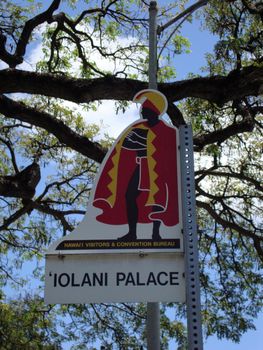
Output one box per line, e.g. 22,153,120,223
93,120,179,226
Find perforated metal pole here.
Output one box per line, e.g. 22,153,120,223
180,125,203,350
146,2,160,350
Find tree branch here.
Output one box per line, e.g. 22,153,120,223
241,0,263,19
0,65,262,105
162,66,263,106
194,111,255,150
0,94,106,163
0,0,61,67
0,162,40,199
167,102,186,126
0,136,19,173
32,202,74,234
0,201,35,233
196,199,262,242
195,166,263,192
157,0,210,34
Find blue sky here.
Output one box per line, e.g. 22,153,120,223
205,319,263,350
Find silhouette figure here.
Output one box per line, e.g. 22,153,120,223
93,89,179,242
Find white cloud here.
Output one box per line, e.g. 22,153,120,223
63,99,139,138
85,101,139,138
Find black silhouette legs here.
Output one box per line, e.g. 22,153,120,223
118,166,162,241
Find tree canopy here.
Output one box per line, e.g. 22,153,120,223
0,0,262,349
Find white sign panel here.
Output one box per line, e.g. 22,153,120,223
45,253,185,303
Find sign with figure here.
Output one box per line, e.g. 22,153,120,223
45,89,186,304
46,89,182,253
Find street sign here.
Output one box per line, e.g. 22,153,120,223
45,253,185,304
45,89,186,304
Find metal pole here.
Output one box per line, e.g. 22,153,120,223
147,2,160,350
148,1,158,90
180,125,203,350
146,302,160,350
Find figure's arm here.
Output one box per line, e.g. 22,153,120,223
122,128,148,150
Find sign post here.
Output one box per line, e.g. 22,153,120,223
147,3,160,350
180,125,203,349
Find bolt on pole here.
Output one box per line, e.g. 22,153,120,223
147,2,160,350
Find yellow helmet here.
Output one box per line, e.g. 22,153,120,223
133,89,168,117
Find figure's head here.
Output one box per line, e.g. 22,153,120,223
133,89,168,125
